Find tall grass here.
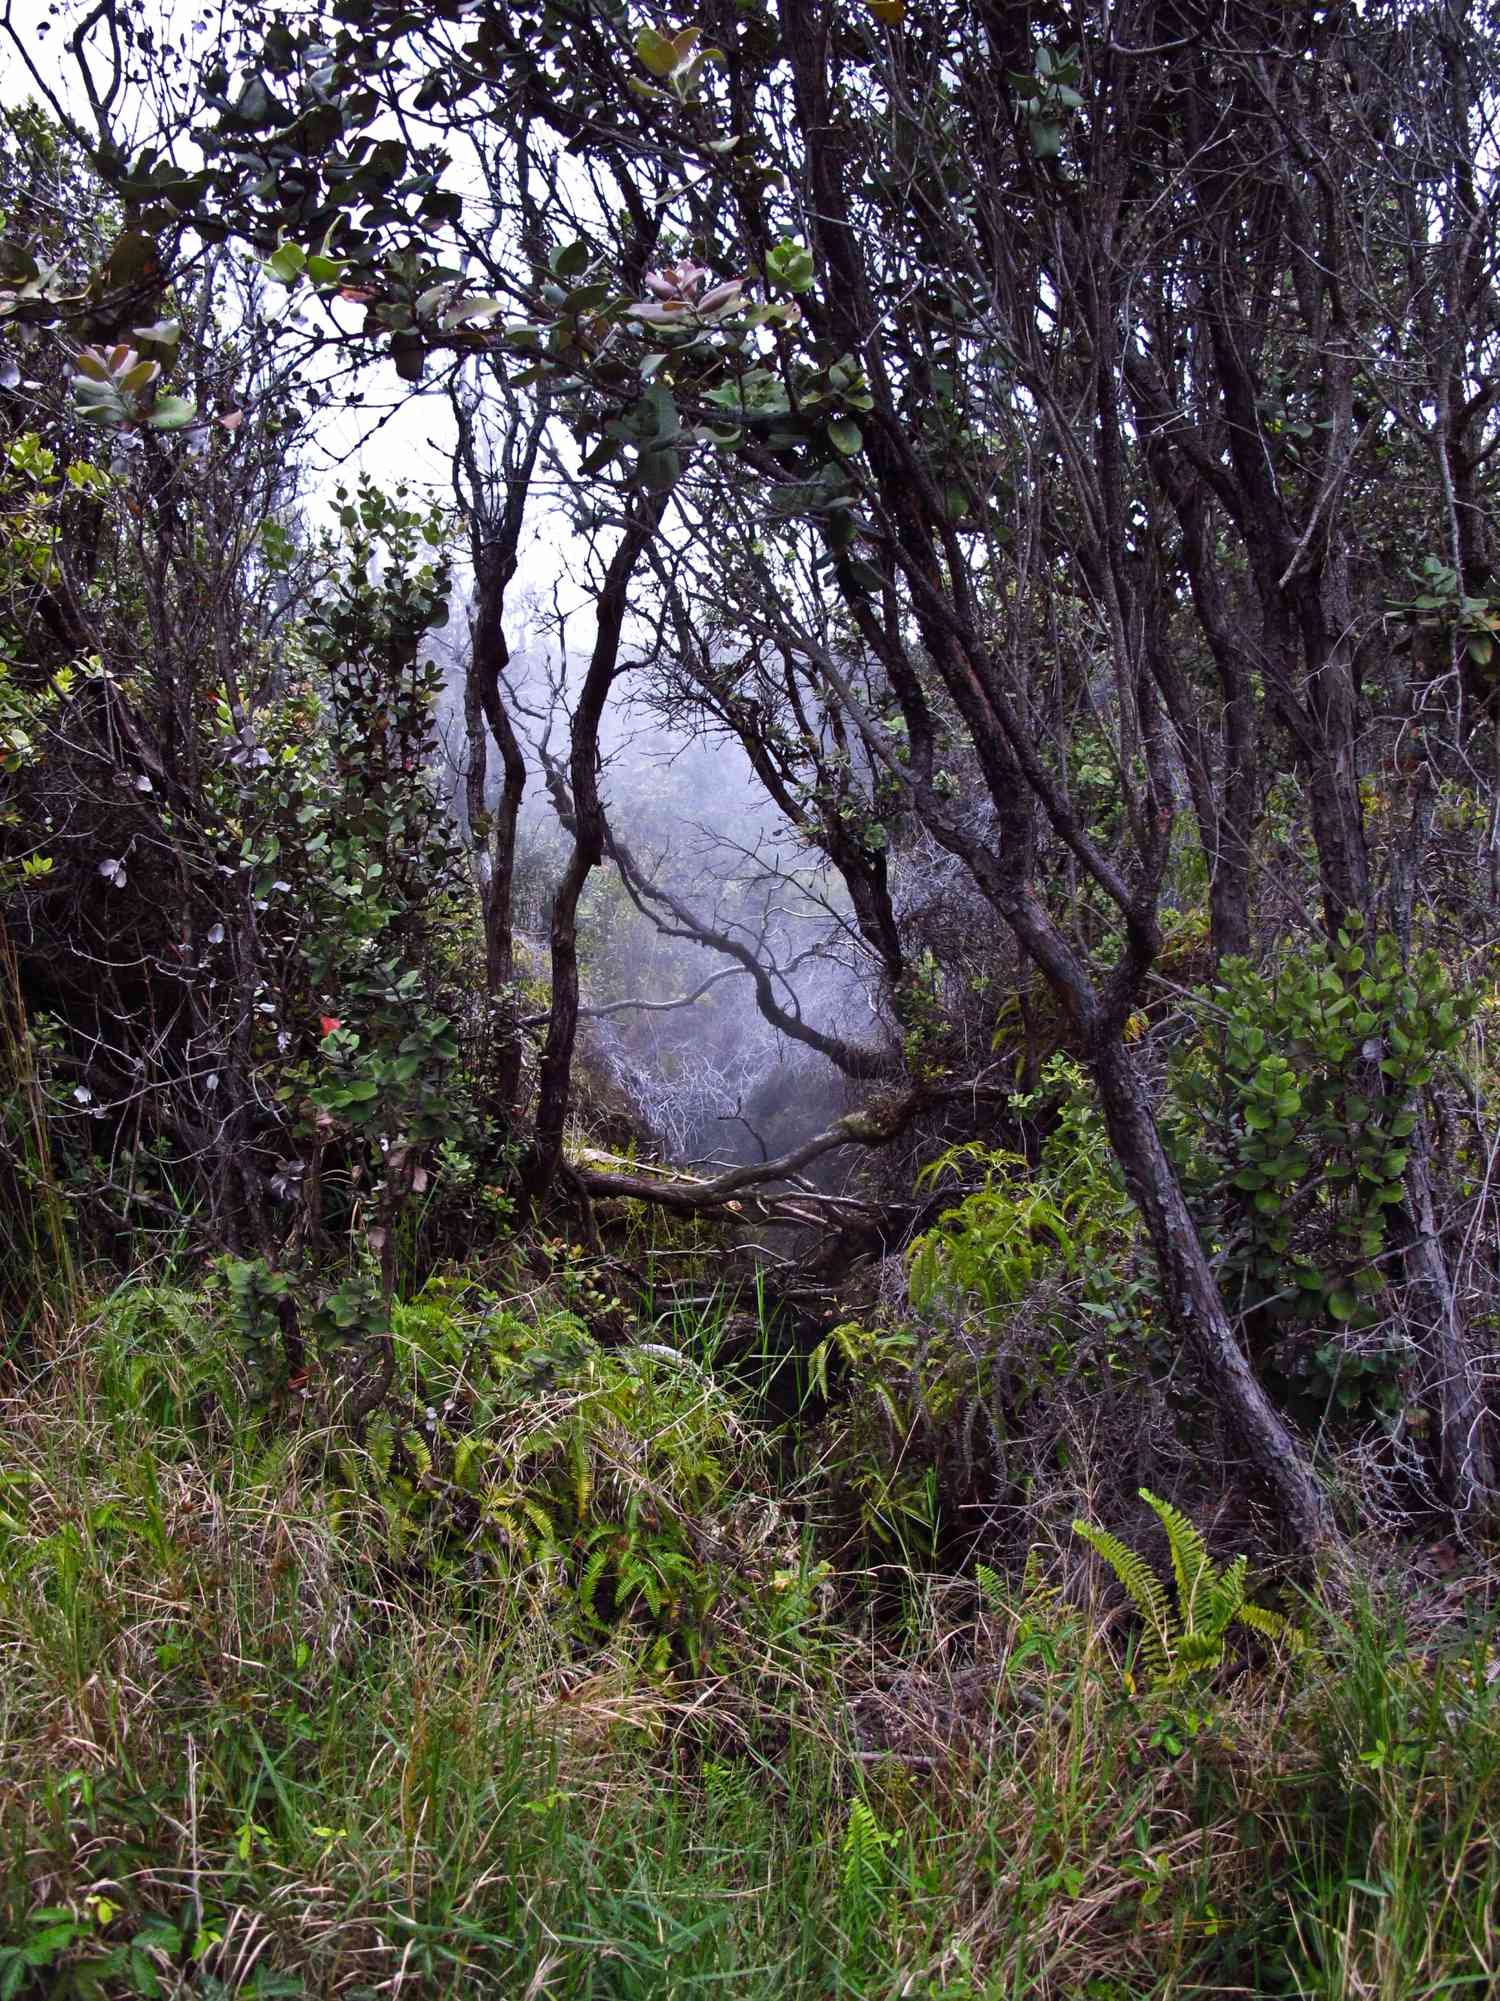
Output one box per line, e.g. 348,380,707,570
0,922,76,1349
1,1277,1497,1998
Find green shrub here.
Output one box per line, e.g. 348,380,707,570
811,1061,1160,1569
908,1057,1136,1322
227,1271,775,1664
1166,921,1477,1423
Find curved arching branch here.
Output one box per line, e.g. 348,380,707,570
572,1081,1003,1215
604,823,901,1083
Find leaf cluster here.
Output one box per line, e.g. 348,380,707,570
1072,1489,1299,1691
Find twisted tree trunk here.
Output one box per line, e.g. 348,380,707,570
1091,1038,1336,1557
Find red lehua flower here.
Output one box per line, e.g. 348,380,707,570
319,1016,342,1037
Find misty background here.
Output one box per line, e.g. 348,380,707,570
426,592,886,1172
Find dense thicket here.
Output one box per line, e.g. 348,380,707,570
3,0,1500,1558
8,9,1500,1998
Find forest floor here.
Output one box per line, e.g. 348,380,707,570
2,1271,1499,2001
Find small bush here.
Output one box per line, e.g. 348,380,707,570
1167,923,1478,1426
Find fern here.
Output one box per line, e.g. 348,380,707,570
840,1799,894,1940
570,1418,592,1523
1071,1515,1175,1682
400,1427,432,1479
366,1416,394,1481
975,1563,1005,1614
1073,1489,1297,1688
617,1553,660,1615
578,1540,612,1627
1146,1491,1214,1634
452,1434,489,1491
1236,1600,1297,1646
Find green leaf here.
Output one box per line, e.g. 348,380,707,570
264,242,307,285
765,239,816,294
551,239,591,279
223,74,291,130
100,228,160,289
639,445,681,492
145,394,197,431
579,435,622,475
1329,1290,1357,1321
120,357,161,397
642,384,680,442
442,294,505,329
827,417,863,455
391,334,426,382
635,27,680,75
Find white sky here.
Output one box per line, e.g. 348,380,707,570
0,6,578,602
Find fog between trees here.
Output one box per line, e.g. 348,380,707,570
423,597,877,1167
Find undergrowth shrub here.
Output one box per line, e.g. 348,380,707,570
333,1279,784,1668
238,480,495,1268
3,1275,1500,2000
112,1270,801,1673
1166,921,1478,1427
809,1060,1166,1571
5,465,524,1278
0,929,74,1343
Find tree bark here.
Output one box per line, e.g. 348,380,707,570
525,491,667,1197
1399,1115,1498,1527
455,388,546,1113
467,551,530,1110
1090,1037,1336,1557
